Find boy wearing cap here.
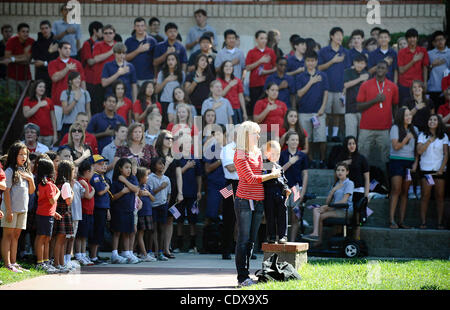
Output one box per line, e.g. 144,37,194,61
89,154,111,264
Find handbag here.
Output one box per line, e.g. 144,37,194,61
255,253,302,283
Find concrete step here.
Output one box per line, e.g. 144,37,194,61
305,169,336,197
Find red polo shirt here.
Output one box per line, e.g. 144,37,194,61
23,97,55,136
357,78,399,130
217,77,244,109
117,97,134,125
80,38,97,85
398,46,430,87
5,36,35,81
253,98,288,137
92,40,115,85
37,181,58,216
441,75,450,92
245,47,276,87
48,57,85,107
60,132,99,155
133,100,163,123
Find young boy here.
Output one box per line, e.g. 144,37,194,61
286,37,307,77
264,57,296,109
263,140,291,244
295,51,329,168
368,29,398,84
215,29,246,80
153,22,188,72
89,155,110,265
343,54,370,139
349,29,369,64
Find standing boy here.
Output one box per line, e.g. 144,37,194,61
264,57,296,109
153,23,188,72
185,9,217,54
286,37,306,77
368,29,397,84
215,29,246,80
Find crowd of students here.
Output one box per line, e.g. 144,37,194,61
0,5,449,277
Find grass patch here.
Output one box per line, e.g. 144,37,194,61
244,258,450,290
0,262,45,286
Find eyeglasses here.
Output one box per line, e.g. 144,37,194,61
71,129,82,133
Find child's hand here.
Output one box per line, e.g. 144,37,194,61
161,182,168,189
186,160,195,169
285,188,292,197
54,212,62,220
122,187,130,194
5,211,13,223
289,155,299,165
197,191,202,201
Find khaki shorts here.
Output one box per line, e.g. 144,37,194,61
325,92,345,115
1,212,27,230
345,113,361,138
299,113,327,143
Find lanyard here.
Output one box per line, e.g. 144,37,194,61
376,80,385,108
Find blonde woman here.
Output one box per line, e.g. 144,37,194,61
113,122,157,170
67,122,92,166
233,121,281,287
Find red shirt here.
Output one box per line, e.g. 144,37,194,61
60,132,99,155
0,166,5,183
398,46,430,87
253,98,288,137
37,181,58,216
133,100,163,123
442,75,450,92
92,40,115,85
234,149,264,201
48,57,85,106
166,122,199,137
438,102,450,124
79,177,94,215
357,78,399,130
217,77,244,109
23,97,55,136
245,47,277,87
6,36,35,80
117,97,133,125
80,38,97,85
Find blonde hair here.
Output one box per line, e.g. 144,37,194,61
68,122,86,148
127,122,145,146
235,121,260,153
264,140,281,153
175,103,193,127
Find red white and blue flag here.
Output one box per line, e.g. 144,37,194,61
219,184,234,199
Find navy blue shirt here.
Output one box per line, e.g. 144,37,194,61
179,156,203,198
203,143,225,188
295,70,329,113
368,47,398,82
87,112,126,153
349,48,370,64
102,60,137,100
138,183,153,217
286,54,305,75
110,176,138,213
264,73,295,108
318,45,351,92
90,172,111,209
124,34,157,80
279,149,309,188
154,40,188,65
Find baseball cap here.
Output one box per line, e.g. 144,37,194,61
91,154,107,164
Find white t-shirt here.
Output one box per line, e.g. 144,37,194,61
418,133,449,171
220,142,239,180
61,182,73,200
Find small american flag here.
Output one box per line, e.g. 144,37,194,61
219,184,234,199
191,201,199,215
292,186,300,202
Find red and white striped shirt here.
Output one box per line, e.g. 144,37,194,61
234,149,264,201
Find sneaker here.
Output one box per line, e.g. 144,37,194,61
238,278,256,287
139,254,157,262
6,264,23,273
278,237,288,244
188,247,198,254
77,256,92,266
91,258,108,265
70,260,80,268
64,263,76,272
157,252,168,261
126,255,140,264
12,263,30,272
55,265,70,274
147,252,156,259
36,263,58,274
173,248,181,253
111,255,128,264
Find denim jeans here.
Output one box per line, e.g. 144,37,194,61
234,197,264,283
232,108,244,125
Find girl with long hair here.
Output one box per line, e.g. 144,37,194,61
112,80,133,125
280,109,308,153
167,87,197,124
185,53,215,115
134,81,162,124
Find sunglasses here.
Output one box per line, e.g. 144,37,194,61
164,137,174,141
71,129,83,133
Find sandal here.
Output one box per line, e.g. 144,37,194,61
419,223,427,229
398,223,410,229
389,222,399,229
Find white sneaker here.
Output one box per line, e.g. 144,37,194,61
157,252,168,261
126,255,140,264
111,255,128,264
188,247,198,254
173,248,181,253
238,278,257,287
140,254,157,262
70,260,81,268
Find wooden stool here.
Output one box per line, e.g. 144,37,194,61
261,242,309,270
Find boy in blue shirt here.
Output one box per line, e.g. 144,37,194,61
264,57,296,109
153,22,188,72
368,29,398,83
286,37,306,77
89,155,111,264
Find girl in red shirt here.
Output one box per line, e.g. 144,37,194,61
133,81,162,124
112,80,133,125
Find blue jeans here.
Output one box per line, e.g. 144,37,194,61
234,197,264,283
232,108,244,125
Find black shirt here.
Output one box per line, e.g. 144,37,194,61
344,67,368,113
262,160,290,194
186,71,215,110
402,98,434,133
32,32,58,82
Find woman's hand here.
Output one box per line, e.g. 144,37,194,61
196,191,202,201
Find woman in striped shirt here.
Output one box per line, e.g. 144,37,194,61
233,121,281,287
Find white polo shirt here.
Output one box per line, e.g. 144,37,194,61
220,141,239,180
418,132,449,171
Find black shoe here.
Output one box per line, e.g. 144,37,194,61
164,252,176,259
268,237,276,244
222,254,232,260
251,254,257,260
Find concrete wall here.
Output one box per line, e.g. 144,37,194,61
0,2,446,55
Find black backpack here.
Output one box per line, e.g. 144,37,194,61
255,253,302,283
202,222,223,254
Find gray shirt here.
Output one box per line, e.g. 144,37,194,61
201,97,234,125
214,47,246,79
389,125,417,160
60,88,91,125
186,24,218,53
427,47,450,92
71,180,85,221
157,71,185,103
332,178,355,210
1,168,29,213
147,173,171,207
101,141,119,182
52,20,82,57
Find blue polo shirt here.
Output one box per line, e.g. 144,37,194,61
138,183,153,217
286,54,305,75
318,45,351,92
102,60,137,100
295,70,329,113
90,172,110,209
87,112,126,153
203,143,225,188
179,156,203,198
427,47,450,92
264,73,295,108
368,47,398,82
154,40,188,64
124,34,157,81
349,48,370,64
279,149,309,188
110,176,138,213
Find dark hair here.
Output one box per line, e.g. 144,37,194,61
88,21,103,36
134,17,146,24
111,79,127,99
39,20,51,28
149,17,160,26
255,30,266,39
224,29,237,39
305,38,317,53
194,53,213,78
5,141,31,184
218,60,235,80
305,50,318,60
56,160,74,186
150,156,165,173
104,94,117,103
137,81,157,113
276,57,287,65
283,109,306,149
1,24,12,32
136,167,148,183
172,86,191,106
376,59,389,68
293,37,306,47
36,158,55,186
431,30,446,42
370,27,382,34
194,9,207,16
58,41,71,49
353,53,367,63
350,29,365,39
423,114,446,140
378,29,390,37
211,124,226,136
45,150,58,161
330,27,343,38
103,24,115,33
28,80,47,102
112,157,132,181
165,22,178,33
343,135,360,159
363,38,377,49
202,108,216,129
162,52,183,84
394,106,417,143
78,158,92,177
199,34,212,44
336,161,350,171
17,23,30,32
262,82,279,100
289,34,301,45
155,130,173,157
66,71,81,103
405,28,419,39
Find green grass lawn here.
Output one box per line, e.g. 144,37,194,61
0,262,45,286
244,258,450,290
